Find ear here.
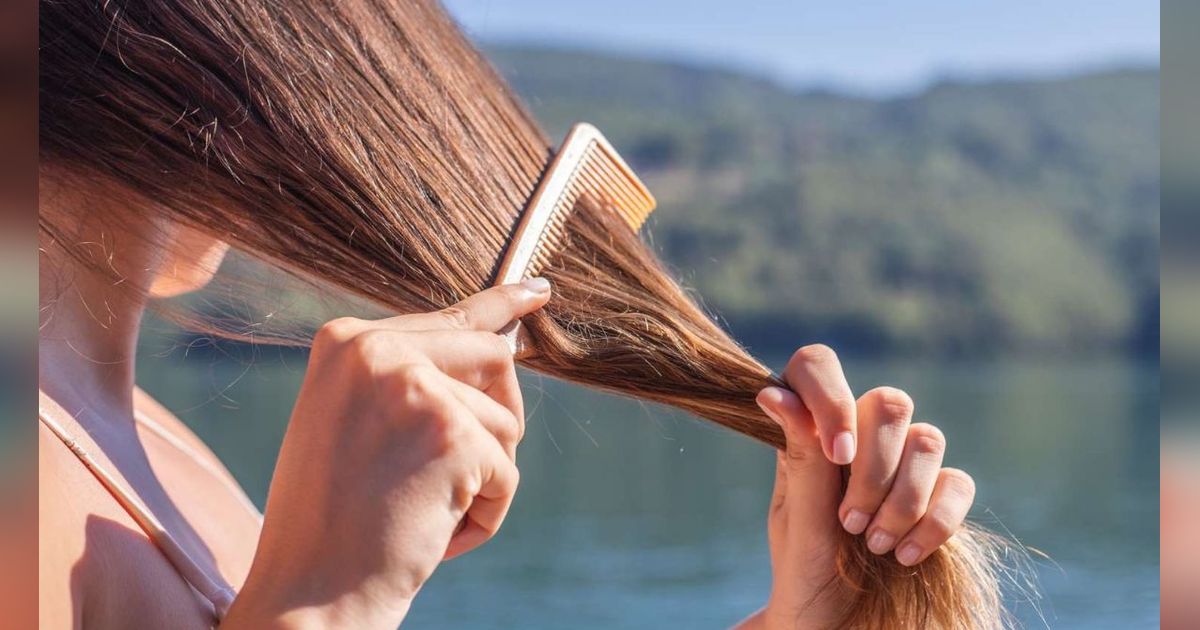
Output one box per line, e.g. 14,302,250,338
148,225,229,298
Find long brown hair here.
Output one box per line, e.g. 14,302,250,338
40,1,1013,626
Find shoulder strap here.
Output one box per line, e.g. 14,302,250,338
37,408,235,620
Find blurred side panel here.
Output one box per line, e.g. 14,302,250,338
1162,0,1197,628
0,0,38,628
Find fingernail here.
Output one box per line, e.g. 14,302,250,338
867,530,895,554
831,431,856,465
521,277,551,295
842,509,870,535
895,542,922,566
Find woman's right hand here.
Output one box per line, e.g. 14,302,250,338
222,279,552,629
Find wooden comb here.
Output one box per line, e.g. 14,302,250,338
494,122,657,356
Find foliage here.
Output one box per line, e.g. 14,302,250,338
488,46,1160,356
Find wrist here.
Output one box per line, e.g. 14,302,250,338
222,574,414,630
223,596,413,630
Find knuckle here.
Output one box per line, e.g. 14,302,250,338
792,343,837,368
940,468,977,501
495,410,522,446
848,468,895,499
450,480,476,511
439,306,472,330
868,386,914,424
924,513,960,541
908,423,947,456
825,393,857,419
423,412,463,458
382,364,463,457
389,363,440,411
484,462,519,505
506,462,521,492
314,317,361,348
889,497,926,523
345,330,394,367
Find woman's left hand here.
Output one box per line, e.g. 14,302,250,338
737,344,977,629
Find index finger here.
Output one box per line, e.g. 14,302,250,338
383,278,552,334
782,344,857,465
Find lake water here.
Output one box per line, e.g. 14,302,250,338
136,350,1159,629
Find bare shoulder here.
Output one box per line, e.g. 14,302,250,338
132,388,232,475
38,424,215,629
39,425,86,629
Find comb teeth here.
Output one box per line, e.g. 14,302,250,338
492,123,657,356
493,123,657,285
517,143,656,277
580,142,655,232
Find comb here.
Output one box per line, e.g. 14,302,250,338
494,122,657,356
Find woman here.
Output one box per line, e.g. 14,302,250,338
39,1,1004,628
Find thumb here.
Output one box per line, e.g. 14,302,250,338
378,278,552,334
758,387,824,465
756,386,843,545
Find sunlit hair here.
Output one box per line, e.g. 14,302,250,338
40,1,1018,626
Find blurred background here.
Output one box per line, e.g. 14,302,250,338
130,0,1159,628
1162,0,1198,628
1,0,38,626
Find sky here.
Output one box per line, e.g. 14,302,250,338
442,0,1160,95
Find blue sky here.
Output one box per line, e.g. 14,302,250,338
443,0,1159,94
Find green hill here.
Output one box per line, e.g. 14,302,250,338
487,46,1159,356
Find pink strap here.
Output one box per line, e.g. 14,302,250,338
38,411,236,620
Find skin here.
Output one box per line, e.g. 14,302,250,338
39,176,975,629
1162,450,1200,629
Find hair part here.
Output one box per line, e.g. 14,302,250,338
40,1,1018,626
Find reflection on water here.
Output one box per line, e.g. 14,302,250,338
136,350,1158,629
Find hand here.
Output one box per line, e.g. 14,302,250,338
222,279,552,629
738,345,977,629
